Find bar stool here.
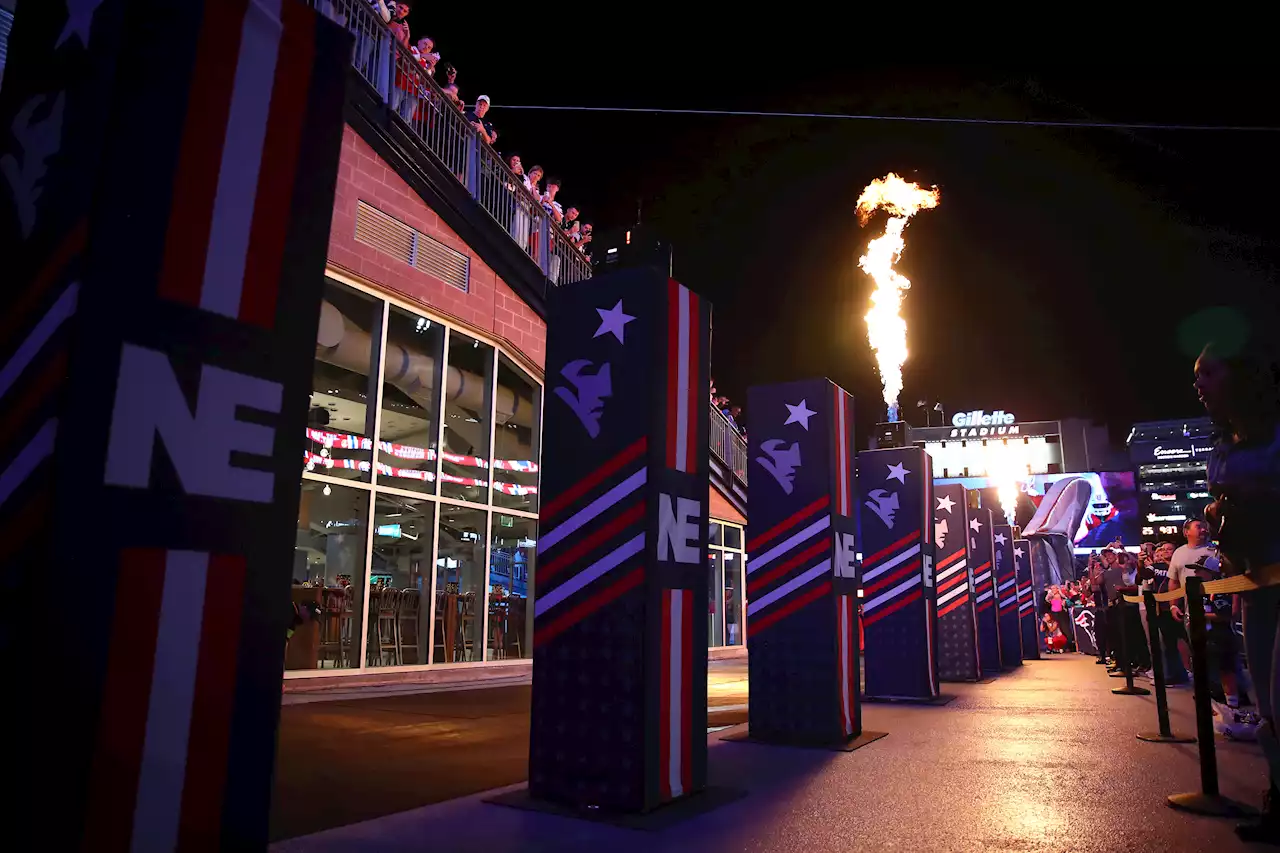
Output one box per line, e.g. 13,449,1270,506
374,588,400,666
396,589,421,665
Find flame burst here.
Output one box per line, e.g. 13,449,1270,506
856,173,940,422
985,441,1030,526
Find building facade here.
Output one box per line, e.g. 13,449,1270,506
285,0,749,684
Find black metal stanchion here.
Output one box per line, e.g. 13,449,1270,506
1113,599,1150,695
1167,576,1255,816
1137,590,1194,742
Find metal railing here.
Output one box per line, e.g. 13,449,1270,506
313,0,593,290
710,404,748,484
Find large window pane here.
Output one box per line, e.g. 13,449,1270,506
376,306,445,494
287,480,370,671
489,514,535,660
493,354,541,512
725,552,744,646
723,524,743,551
441,330,494,503
306,279,383,483
432,506,488,663
369,494,436,667
708,550,724,647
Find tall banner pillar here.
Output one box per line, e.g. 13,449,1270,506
1014,539,1040,660
529,269,711,812
857,446,939,701
744,379,860,744
0,2,349,847
967,498,1001,675
933,483,979,681
994,523,1022,666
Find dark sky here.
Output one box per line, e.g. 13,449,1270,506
410,15,1279,446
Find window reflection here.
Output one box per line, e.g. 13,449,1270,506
433,506,487,663
708,522,745,648
441,330,494,503
306,280,381,482
724,551,744,646
376,306,444,494
287,481,369,670
489,514,535,659
493,355,541,512
369,494,435,666
708,551,724,647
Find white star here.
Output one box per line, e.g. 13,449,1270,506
969,517,983,533
995,533,1008,546
1014,547,1025,559
593,300,635,343
936,495,955,513
784,399,816,430
57,0,106,49
886,462,910,483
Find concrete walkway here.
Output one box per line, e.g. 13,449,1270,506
273,656,1271,852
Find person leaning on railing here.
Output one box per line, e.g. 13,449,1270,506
1192,337,1280,843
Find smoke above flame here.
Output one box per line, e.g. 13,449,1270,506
856,173,940,422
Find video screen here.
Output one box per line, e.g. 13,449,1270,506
933,471,1140,548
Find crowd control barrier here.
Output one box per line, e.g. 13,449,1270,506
1110,598,1150,696
1134,589,1194,744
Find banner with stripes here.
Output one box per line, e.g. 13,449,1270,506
531,267,710,812
1014,538,1040,660
994,523,1023,667
858,446,938,701
933,482,979,681
1,1,349,846
967,503,1002,675
745,377,859,744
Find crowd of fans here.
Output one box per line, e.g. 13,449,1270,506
331,1,596,268
710,379,747,441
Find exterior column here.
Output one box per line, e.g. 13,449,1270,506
967,499,1001,675
934,482,979,681
745,379,859,744
994,523,1023,666
0,2,350,848
858,446,939,701
529,268,711,811
1014,538,1040,660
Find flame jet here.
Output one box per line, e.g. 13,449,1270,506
856,172,940,422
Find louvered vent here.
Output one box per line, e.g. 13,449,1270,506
355,200,469,293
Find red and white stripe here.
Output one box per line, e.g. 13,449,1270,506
833,386,852,516
84,548,246,850
659,588,693,800
665,280,700,473
839,593,857,735
158,0,318,328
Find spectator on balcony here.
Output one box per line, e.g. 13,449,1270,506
563,220,581,246
562,206,580,231
466,96,497,146
579,223,593,256
507,155,531,251
541,178,564,224
416,36,439,75
388,2,410,46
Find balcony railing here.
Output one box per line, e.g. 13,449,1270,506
710,404,748,484
314,0,592,292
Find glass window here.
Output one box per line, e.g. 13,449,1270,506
432,506,488,663
724,552,744,646
489,514,535,660
492,354,541,512
306,280,382,483
708,551,724,647
376,306,445,494
441,330,494,503
723,524,743,551
287,480,370,671
709,522,723,547
369,494,436,667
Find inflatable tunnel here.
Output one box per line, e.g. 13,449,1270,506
1022,475,1094,603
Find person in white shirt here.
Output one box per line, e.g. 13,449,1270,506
1169,519,1218,600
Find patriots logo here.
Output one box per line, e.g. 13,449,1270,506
554,360,612,438
865,489,899,529
757,439,801,494
935,518,948,549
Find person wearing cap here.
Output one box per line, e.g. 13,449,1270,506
466,96,497,146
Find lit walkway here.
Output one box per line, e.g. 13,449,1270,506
272,656,1269,852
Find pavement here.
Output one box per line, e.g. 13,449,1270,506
272,656,1273,852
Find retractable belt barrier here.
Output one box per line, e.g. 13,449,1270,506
1109,599,1151,696
1121,566,1280,818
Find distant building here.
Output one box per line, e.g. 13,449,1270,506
1127,417,1215,544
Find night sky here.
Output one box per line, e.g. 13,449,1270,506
410,17,1279,446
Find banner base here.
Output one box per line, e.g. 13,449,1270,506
721,726,889,753
486,785,745,829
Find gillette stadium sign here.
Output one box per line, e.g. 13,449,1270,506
949,409,1020,438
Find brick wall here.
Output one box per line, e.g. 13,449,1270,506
327,126,546,369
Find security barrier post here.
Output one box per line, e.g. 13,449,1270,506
1136,590,1194,743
